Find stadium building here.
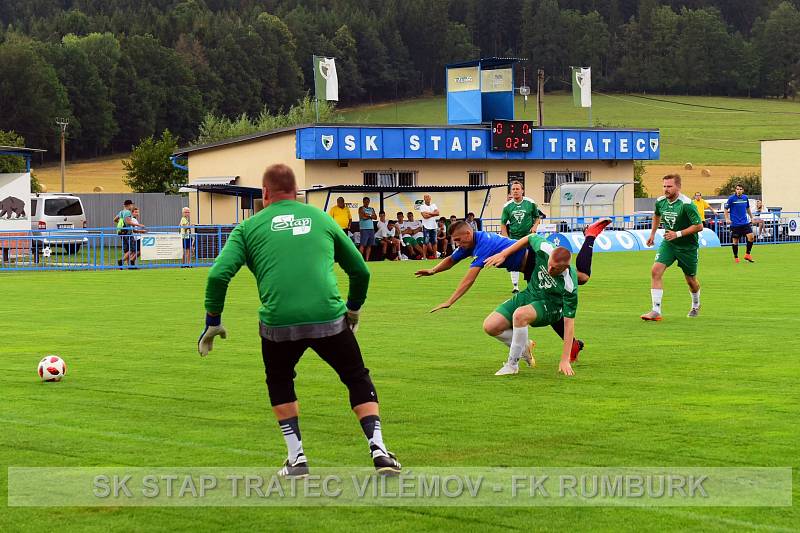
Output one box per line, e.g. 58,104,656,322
174,123,661,225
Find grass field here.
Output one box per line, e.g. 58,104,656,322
1,244,798,531
341,93,800,166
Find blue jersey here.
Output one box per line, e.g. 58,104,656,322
451,231,527,270
725,194,750,227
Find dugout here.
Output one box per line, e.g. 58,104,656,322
173,124,661,226
549,182,632,224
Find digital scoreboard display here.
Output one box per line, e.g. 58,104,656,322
491,120,533,152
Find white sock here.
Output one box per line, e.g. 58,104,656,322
494,329,513,347
691,291,700,308
279,417,304,463
510,271,520,288
651,289,663,314
507,326,528,365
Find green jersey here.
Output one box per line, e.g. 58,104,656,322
524,234,579,319
205,200,370,327
654,194,702,249
501,197,539,239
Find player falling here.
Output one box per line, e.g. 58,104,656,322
416,217,611,372
641,174,704,321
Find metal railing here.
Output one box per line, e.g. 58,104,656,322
0,225,235,272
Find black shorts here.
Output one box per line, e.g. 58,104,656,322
120,234,134,253
730,224,752,239
521,245,536,282
260,327,376,407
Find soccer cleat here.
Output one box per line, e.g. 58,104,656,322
640,311,663,321
734,258,740,263
521,341,536,368
372,450,402,475
744,254,754,263
494,362,519,376
584,217,613,238
570,339,585,363
687,307,700,318
277,454,309,478
512,288,520,294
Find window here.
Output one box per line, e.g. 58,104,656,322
543,171,589,203
30,199,38,216
468,171,487,186
44,198,83,216
363,170,417,187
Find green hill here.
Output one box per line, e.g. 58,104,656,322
340,93,800,166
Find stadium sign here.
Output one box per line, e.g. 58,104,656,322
547,229,721,253
296,126,660,161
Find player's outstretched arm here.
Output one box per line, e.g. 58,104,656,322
484,236,529,267
558,317,576,376
431,266,481,312
415,255,455,277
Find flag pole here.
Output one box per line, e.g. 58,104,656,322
312,54,320,123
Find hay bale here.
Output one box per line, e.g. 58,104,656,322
39,184,48,193
93,186,104,192
684,162,693,170
701,168,712,177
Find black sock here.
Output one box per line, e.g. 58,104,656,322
732,243,738,258
359,414,387,455
550,318,565,340
746,240,753,254
278,416,304,463
576,236,595,277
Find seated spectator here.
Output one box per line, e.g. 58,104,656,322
400,211,424,259
375,211,401,260
752,199,766,237
466,212,479,232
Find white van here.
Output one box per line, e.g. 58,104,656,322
30,193,88,253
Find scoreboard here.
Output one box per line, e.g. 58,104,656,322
491,120,533,152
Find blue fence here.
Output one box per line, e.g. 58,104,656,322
0,225,235,271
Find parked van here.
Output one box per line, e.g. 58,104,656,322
30,193,88,253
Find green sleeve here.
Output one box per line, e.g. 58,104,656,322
686,203,702,225
331,217,370,309
654,201,662,217
530,200,540,220
527,233,546,250
205,223,247,315
562,270,579,319
500,204,509,225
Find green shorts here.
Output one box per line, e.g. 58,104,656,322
655,242,698,277
495,291,562,327
403,235,423,245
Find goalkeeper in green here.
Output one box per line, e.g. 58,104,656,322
198,164,400,477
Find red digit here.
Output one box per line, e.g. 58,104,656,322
513,138,520,148
495,122,503,134
505,137,512,148
522,123,530,135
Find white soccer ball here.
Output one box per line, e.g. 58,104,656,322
38,355,67,382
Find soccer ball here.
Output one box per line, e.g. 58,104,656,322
38,355,67,382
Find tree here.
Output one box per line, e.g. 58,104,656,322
123,130,187,193
0,40,71,151
716,173,761,195
0,130,42,192
754,2,800,98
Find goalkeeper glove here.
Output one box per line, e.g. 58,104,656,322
198,313,227,356
345,302,361,334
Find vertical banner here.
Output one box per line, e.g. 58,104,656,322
571,67,591,108
313,56,338,101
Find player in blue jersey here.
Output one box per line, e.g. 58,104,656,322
415,218,611,364
725,184,755,263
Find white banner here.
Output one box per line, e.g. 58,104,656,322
787,218,800,236
140,233,183,261
0,173,31,231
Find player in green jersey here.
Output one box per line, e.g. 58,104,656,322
483,234,578,377
641,174,704,321
198,164,401,477
500,181,540,294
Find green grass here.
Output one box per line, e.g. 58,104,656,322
2,245,799,531
340,93,800,166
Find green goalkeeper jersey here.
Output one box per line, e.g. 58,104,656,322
654,194,702,249
501,197,539,239
205,200,370,327
525,234,579,319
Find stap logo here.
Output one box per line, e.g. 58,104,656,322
271,214,312,235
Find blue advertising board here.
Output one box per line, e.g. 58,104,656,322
546,229,721,253
296,127,661,161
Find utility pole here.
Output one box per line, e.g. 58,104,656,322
56,118,69,192
536,69,545,126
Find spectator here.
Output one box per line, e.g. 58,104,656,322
375,211,400,260
436,217,448,257
400,211,424,259
113,199,143,268
328,196,352,235
418,194,440,259
130,207,147,268
752,199,766,236
692,192,713,225
358,197,377,261
180,206,193,267
466,212,479,232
